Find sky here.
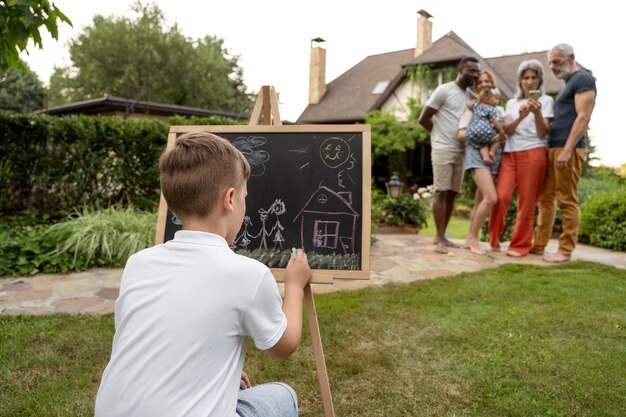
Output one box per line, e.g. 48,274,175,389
21,0,624,167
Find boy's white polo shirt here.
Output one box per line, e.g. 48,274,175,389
95,230,287,417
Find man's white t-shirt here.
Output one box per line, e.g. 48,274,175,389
94,231,287,417
504,95,554,152
425,81,474,153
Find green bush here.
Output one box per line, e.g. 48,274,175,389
579,170,624,204
46,206,157,267
579,189,626,250
372,189,428,229
0,112,241,215
0,224,67,276
0,206,156,277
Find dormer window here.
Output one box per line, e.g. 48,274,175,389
372,80,389,95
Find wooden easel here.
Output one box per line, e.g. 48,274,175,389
250,85,335,417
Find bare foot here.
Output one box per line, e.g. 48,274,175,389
506,250,522,257
443,239,460,248
490,244,501,252
529,248,544,256
466,238,487,255
434,237,461,248
434,242,449,254
543,253,571,263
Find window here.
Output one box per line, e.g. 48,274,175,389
372,80,390,95
313,220,339,248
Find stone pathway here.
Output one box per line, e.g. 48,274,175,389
2,235,625,315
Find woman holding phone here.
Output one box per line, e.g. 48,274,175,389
487,59,554,256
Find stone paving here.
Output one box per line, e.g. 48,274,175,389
2,235,625,315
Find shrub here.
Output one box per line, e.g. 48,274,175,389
46,206,157,268
372,190,428,229
0,206,156,277
579,172,624,204
579,189,626,251
0,112,242,215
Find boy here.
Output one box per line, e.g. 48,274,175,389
95,132,312,417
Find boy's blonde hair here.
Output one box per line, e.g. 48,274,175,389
478,87,500,104
159,132,251,220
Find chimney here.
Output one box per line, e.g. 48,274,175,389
415,9,433,58
309,37,327,105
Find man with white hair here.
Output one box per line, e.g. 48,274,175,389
531,43,596,263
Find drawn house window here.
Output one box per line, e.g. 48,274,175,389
313,220,339,248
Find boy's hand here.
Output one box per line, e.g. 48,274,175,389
240,371,251,390
285,248,311,290
265,249,311,359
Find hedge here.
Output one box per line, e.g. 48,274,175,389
579,189,626,251
0,112,242,214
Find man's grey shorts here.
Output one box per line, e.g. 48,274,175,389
236,383,298,417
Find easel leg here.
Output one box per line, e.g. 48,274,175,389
304,283,335,417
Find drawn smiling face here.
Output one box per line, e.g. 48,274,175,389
319,137,350,168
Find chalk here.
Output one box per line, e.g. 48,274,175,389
292,247,297,258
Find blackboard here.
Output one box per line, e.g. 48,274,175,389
155,125,371,281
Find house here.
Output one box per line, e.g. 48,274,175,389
297,10,587,186
293,185,359,254
36,95,248,121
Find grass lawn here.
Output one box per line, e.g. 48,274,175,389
1,261,625,416
419,211,471,240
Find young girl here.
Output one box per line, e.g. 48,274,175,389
466,87,506,165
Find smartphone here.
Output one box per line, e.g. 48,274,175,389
529,90,541,100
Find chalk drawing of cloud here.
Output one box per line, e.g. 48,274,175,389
232,136,270,177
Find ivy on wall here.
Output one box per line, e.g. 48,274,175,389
406,64,457,89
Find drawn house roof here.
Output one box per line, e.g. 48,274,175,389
297,27,590,124
294,186,359,221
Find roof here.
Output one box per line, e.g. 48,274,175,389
36,95,249,120
297,32,589,124
297,49,414,124
485,50,588,96
409,32,514,99
297,31,517,124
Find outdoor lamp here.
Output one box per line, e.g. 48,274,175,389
385,173,403,198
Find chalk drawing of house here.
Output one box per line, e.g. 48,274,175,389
293,186,359,254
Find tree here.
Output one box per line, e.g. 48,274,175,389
366,101,430,184
0,0,72,71
0,59,45,112
48,2,252,114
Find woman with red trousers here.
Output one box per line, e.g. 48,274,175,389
488,59,554,256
